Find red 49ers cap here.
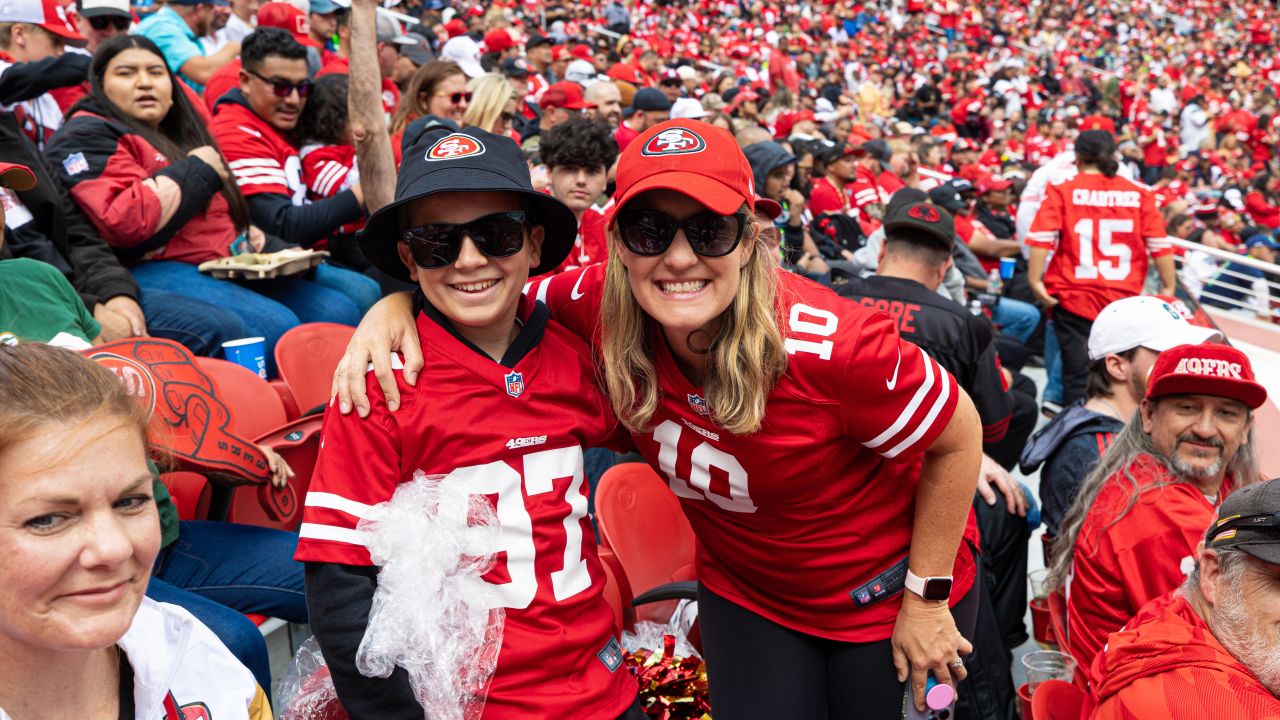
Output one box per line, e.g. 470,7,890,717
257,2,320,48
606,119,755,227
1145,343,1268,409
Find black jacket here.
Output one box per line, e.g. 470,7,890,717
1019,403,1124,537
0,111,139,309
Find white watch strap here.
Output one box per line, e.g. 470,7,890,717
904,569,952,598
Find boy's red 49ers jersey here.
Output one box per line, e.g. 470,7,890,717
530,265,980,642
295,296,636,720
1027,172,1171,320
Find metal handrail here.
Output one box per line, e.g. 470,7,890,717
1168,236,1280,320
1165,236,1280,275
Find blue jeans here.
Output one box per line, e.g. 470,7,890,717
1044,319,1064,405
991,297,1040,343
130,261,378,373
138,287,251,357
148,520,307,691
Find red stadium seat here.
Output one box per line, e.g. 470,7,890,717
594,463,697,624
195,357,288,438
597,544,637,638
274,323,356,416
160,471,211,521
1031,679,1090,720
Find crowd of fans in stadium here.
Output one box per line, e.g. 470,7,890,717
3,0,1280,716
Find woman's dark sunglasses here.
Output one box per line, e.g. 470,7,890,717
403,211,527,269
615,209,747,257
89,15,130,31
248,69,313,98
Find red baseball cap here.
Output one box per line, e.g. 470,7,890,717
1079,114,1116,133
606,119,755,228
1145,343,1267,409
257,2,320,47
571,43,594,61
483,29,513,53
0,162,36,191
443,18,468,38
977,176,1013,194
1,0,86,46
539,81,595,111
755,196,782,220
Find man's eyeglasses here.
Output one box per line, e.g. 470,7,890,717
88,15,131,31
437,91,472,105
247,69,313,98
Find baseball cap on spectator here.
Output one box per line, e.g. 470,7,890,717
525,32,552,50
540,81,595,111
483,29,513,53
861,139,892,165
1145,343,1267,409
1206,478,1280,564
659,69,682,86
951,138,977,154
927,185,965,213
258,3,320,48
670,97,709,119
76,0,130,19
884,201,955,250
551,45,570,62
676,65,696,81
443,18,468,39
309,0,339,14
820,141,865,164
1246,233,1280,251
1079,115,1116,133
756,197,782,221
360,126,576,283
628,87,672,115
564,59,598,86
570,43,593,61
501,57,530,78
1192,201,1219,218
2,0,87,46
605,119,755,228
0,162,36,191
1087,296,1221,361
375,13,415,45
401,33,435,66
978,176,1013,194
442,35,485,78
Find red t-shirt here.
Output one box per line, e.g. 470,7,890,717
1139,122,1170,167
295,296,638,719
528,265,980,641
1067,454,1235,686
808,176,851,216
613,123,641,152
1027,172,1171,319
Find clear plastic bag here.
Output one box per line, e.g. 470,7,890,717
355,471,506,720
276,636,347,720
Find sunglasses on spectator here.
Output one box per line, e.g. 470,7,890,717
403,211,528,269
247,69,313,98
438,91,472,105
615,209,747,257
89,15,130,31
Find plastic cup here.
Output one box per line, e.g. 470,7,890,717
999,256,1017,280
1028,568,1050,599
1022,650,1077,696
222,337,267,379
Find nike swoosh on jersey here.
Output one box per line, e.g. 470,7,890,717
885,347,901,390
570,269,588,300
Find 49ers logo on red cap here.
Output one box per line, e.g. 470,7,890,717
641,128,707,157
907,204,941,223
426,134,486,161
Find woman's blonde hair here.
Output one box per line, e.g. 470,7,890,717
463,73,517,134
599,205,788,435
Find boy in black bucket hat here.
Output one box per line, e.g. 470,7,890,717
298,126,644,719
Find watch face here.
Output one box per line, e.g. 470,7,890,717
923,577,953,600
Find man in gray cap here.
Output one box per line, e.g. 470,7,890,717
1092,477,1280,716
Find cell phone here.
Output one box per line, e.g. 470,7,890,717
903,675,956,720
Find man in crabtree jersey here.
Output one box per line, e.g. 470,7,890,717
1027,130,1177,405
296,126,639,720
210,28,366,248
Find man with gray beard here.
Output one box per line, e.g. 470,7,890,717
1090,479,1280,718
1045,343,1267,685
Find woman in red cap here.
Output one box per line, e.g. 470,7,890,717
334,119,984,719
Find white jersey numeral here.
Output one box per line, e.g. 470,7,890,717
1073,217,1134,281
654,420,756,513
439,445,592,609
784,303,839,360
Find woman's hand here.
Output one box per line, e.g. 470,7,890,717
1029,281,1058,309
188,145,229,181
892,592,973,711
330,292,422,417
258,446,295,488
248,226,267,252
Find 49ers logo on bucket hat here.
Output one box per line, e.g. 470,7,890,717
426,133,486,161
641,127,707,156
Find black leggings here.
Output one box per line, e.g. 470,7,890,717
697,577,980,720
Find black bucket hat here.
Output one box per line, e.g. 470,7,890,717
359,126,577,283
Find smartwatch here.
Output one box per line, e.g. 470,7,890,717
905,569,953,601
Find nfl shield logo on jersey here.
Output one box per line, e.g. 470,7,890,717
687,393,710,415
505,371,525,398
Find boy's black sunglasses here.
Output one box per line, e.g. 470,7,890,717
403,211,528,269
615,209,747,257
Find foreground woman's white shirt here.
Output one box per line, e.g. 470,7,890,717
0,597,271,720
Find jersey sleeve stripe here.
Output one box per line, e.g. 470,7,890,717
304,491,373,518
864,345,935,451
883,355,953,459
229,158,283,169
298,522,366,546
233,168,288,181
316,162,345,195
